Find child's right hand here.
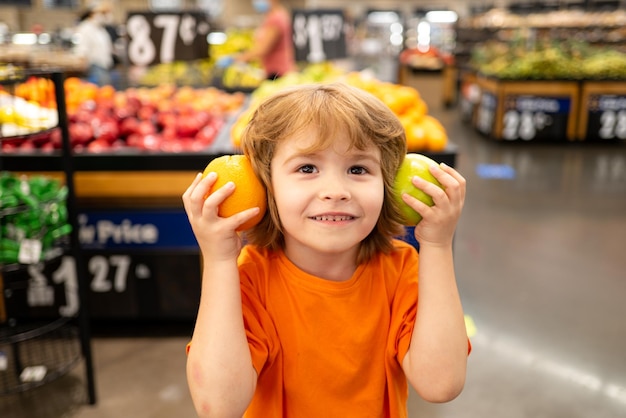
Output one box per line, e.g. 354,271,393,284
182,172,260,261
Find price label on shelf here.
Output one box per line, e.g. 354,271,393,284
476,92,496,136
292,9,347,62
126,11,211,66
500,95,570,141
585,94,626,140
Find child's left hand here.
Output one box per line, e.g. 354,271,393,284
402,162,466,248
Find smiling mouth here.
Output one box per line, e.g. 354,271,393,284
311,215,355,221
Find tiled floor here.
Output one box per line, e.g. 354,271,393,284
2,73,626,417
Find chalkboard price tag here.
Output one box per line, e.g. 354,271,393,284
126,11,211,66
501,95,570,141
292,9,347,63
585,94,626,140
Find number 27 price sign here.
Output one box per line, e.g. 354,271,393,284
126,11,211,66
292,9,347,63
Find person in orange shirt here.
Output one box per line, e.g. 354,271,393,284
183,82,469,417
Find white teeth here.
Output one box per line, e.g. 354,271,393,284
313,215,354,221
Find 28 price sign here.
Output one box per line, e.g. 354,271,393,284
292,9,347,63
586,95,626,140
126,11,211,66
501,96,570,141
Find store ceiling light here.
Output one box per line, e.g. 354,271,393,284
12,33,38,45
368,11,400,24
425,10,458,23
207,31,226,45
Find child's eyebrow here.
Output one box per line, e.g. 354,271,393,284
347,152,381,165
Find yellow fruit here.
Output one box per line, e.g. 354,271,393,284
202,155,267,231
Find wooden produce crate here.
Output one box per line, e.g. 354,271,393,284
474,75,580,141
577,81,626,141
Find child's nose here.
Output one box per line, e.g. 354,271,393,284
319,176,351,201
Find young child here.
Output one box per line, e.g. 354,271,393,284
182,82,469,417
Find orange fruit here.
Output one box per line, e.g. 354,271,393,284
421,115,448,152
202,155,267,231
405,121,428,151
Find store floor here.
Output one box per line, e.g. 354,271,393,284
3,74,626,418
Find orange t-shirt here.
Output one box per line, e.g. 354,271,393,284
239,240,418,418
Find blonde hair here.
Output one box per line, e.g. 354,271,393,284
241,82,407,264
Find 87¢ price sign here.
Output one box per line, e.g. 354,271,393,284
126,11,211,66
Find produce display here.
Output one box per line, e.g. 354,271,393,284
471,39,626,80
202,155,267,231
208,28,266,91
135,59,214,87
2,77,246,153
231,63,448,152
136,28,266,91
0,172,71,265
393,154,443,225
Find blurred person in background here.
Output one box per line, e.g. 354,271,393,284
235,0,296,79
73,2,116,87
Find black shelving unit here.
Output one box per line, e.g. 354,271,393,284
0,71,96,404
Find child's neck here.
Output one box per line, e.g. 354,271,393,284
284,246,358,282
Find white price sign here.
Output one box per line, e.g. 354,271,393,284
126,11,211,66
292,9,346,62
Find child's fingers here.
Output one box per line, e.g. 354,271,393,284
202,180,235,212
182,173,204,216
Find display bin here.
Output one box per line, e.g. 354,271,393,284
474,75,580,142
0,317,81,396
577,80,626,141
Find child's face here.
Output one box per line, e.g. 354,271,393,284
270,126,384,263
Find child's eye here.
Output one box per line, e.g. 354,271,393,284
349,166,368,175
298,164,317,174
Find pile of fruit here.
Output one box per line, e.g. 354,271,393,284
471,40,626,80
2,77,246,153
231,63,448,152
136,59,214,87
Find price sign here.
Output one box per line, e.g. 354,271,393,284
126,11,211,66
292,9,347,62
585,94,626,140
3,209,202,321
476,92,496,136
500,95,570,141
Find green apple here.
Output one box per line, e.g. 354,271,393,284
394,153,443,225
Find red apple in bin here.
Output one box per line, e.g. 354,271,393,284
176,114,202,138
136,120,157,136
157,111,176,129
69,122,94,145
19,140,36,151
96,119,120,143
126,133,141,148
136,133,163,150
195,124,217,145
160,138,186,153
137,105,157,121
119,117,140,138
87,138,111,153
